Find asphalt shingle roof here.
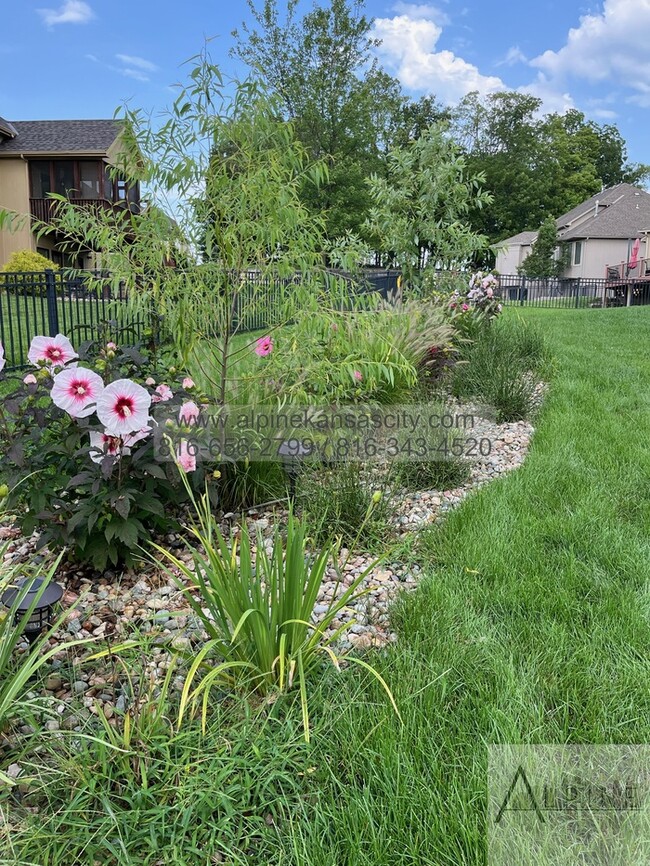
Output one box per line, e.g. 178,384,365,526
0,120,121,155
558,184,650,240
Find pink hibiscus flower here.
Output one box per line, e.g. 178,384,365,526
145,377,156,386
96,379,152,435
0,341,4,374
28,334,77,369
486,287,494,299
176,440,196,473
462,303,469,312
123,421,154,448
51,367,105,418
182,377,195,390
152,383,173,403
353,370,363,381
88,431,125,464
254,336,273,357
178,401,200,426
23,374,37,385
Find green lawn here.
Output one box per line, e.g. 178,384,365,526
0,291,145,368
277,306,650,864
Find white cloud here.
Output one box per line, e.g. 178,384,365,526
38,0,94,27
496,46,527,68
392,2,450,26
116,54,159,73
373,12,503,103
531,0,650,105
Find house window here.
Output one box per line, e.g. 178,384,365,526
36,247,51,259
53,161,75,197
30,161,51,198
78,161,100,199
573,241,582,266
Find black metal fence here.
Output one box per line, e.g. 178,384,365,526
0,268,402,372
0,270,149,371
497,274,650,309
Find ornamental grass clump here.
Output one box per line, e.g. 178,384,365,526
150,485,399,740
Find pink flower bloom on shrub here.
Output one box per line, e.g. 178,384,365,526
486,287,494,298
123,422,153,448
254,336,273,357
152,383,173,403
28,334,77,369
462,303,469,312
23,374,37,385
106,342,117,350
179,401,200,425
176,440,196,473
0,341,4,374
51,367,105,418
145,377,156,386
88,431,124,464
97,379,152,435
182,377,195,389
353,370,363,381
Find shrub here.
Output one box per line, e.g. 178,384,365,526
2,249,59,273
149,490,398,739
451,315,547,422
299,462,394,549
0,334,208,569
395,458,470,492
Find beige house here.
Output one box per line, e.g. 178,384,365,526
495,184,650,280
0,116,138,269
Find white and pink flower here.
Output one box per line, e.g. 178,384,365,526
51,367,104,418
23,373,37,385
28,334,77,369
182,377,195,390
123,422,154,448
96,379,152,435
89,431,125,464
176,440,196,473
152,383,173,403
145,377,156,386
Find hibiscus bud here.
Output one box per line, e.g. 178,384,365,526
95,360,106,372
0,484,8,499
106,350,116,360
372,491,382,503
212,470,222,479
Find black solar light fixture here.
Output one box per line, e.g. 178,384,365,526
1,577,64,644
278,439,314,499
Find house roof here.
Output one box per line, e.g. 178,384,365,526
497,230,537,246
558,184,650,240
0,116,17,140
0,120,122,156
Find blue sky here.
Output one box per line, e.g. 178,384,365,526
2,0,648,165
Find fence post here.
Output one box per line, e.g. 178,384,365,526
45,269,60,337
519,277,526,306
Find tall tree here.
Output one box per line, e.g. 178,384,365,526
365,124,492,288
232,0,413,239
518,216,564,278
452,91,650,245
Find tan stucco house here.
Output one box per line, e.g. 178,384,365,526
494,184,650,280
0,116,138,269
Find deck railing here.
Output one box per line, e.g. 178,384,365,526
29,198,132,223
605,257,650,281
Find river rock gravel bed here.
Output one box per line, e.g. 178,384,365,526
0,398,540,728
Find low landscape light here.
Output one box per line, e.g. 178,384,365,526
1,577,64,644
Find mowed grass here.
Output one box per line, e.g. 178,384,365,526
275,306,650,864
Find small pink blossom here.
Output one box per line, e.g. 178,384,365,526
145,377,156,386
182,377,195,390
179,401,200,425
51,367,105,418
28,334,77,369
152,383,173,403
486,287,494,298
254,336,273,357
353,370,363,381
0,341,4,374
106,342,117,350
23,373,37,385
462,303,469,312
96,379,152,435
450,302,457,310
176,440,196,473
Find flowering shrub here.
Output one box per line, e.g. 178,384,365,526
461,271,502,318
0,335,209,570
